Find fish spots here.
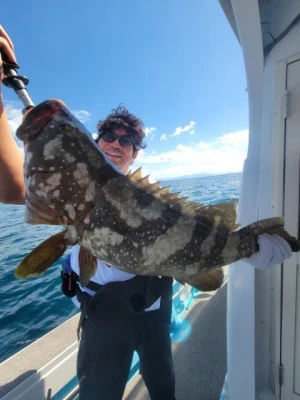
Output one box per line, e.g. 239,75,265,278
73,163,90,186
103,184,142,228
185,265,198,275
35,190,47,199
43,136,63,160
65,153,76,163
102,181,165,228
71,163,95,202
26,174,36,189
94,227,124,247
84,213,91,224
81,227,125,262
197,215,225,258
85,182,95,202
35,173,62,196
65,204,76,220
47,173,62,189
82,234,108,258
67,226,78,241
142,216,195,267
139,199,165,220
220,232,239,263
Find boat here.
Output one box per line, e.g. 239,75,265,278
0,281,210,399
220,0,300,399
1,0,300,398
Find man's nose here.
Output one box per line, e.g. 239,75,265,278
111,139,122,149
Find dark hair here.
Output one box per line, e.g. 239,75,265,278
96,105,147,150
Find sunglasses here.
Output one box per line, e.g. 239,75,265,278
98,131,137,148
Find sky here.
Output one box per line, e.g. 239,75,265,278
1,0,248,181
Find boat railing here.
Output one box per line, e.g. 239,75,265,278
1,281,198,400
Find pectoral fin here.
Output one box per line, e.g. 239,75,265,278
15,230,69,279
78,247,98,287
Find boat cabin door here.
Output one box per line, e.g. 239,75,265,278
277,55,300,399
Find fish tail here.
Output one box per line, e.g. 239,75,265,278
248,217,300,251
15,229,69,279
239,217,300,257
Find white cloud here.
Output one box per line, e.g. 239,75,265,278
3,101,248,182
4,100,92,131
171,121,196,136
4,101,92,146
72,109,91,123
135,129,248,181
144,127,156,140
4,100,23,136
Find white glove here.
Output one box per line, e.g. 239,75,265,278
244,233,292,269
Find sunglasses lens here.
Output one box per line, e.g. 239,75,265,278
101,132,116,142
99,131,136,148
119,136,133,147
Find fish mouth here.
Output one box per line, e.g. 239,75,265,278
16,99,66,144
25,168,61,179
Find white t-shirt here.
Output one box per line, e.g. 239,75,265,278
70,244,160,311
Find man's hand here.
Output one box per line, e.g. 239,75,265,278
0,25,17,84
244,233,292,269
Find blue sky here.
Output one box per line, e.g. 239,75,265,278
2,0,248,180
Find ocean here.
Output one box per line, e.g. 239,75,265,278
0,172,242,363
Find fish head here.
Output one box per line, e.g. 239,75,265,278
16,99,107,225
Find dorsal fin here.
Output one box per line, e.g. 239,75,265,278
136,175,151,188
158,186,171,196
128,168,238,230
128,167,143,181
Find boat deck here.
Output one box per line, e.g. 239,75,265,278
125,283,227,400
0,282,227,400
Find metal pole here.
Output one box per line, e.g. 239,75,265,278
1,51,35,113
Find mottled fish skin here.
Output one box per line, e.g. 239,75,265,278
19,100,120,226
15,99,300,288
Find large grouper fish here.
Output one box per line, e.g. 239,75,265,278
14,99,300,291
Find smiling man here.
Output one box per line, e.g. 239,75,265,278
66,106,176,400
95,107,143,174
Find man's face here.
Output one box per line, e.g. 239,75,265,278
97,127,138,174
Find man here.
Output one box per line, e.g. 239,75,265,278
68,106,176,400
66,106,293,400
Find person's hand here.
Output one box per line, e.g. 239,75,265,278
244,233,292,269
0,25,17,84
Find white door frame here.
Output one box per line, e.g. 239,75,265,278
272,53,300,400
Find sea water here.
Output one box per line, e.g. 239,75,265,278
0,172,241,362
